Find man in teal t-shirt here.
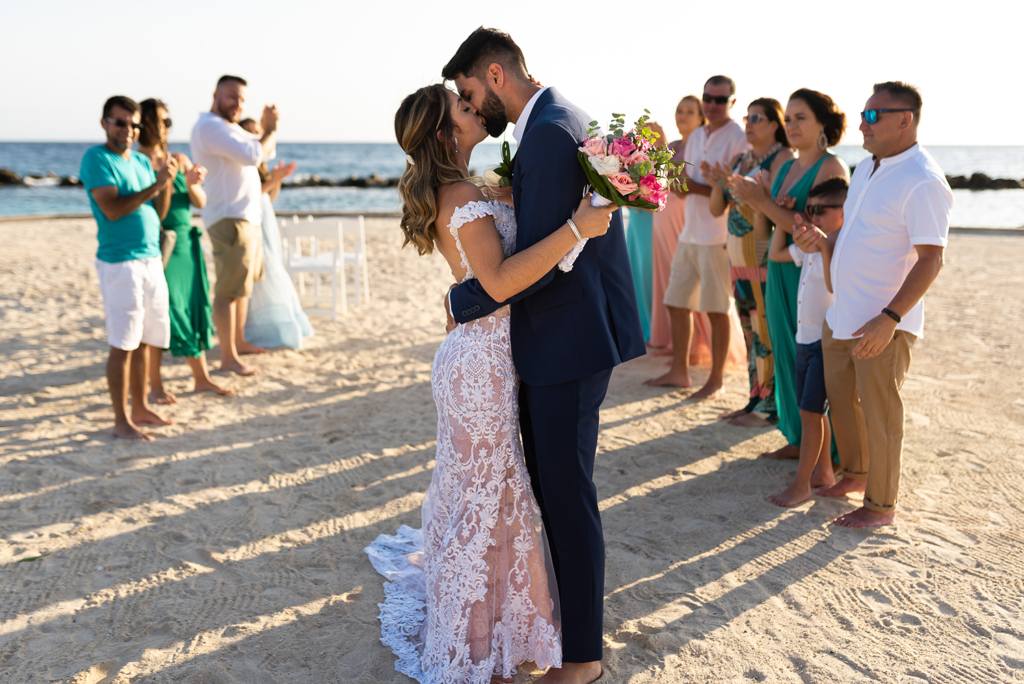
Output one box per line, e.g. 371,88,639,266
81,95,178,441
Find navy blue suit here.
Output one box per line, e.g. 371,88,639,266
449,88,645,661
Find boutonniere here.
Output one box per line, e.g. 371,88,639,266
483,139,515,188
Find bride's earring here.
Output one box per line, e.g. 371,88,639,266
817,128,828,151
453,136,461,155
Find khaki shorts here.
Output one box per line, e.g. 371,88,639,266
664,242,731,313
207,218,264,299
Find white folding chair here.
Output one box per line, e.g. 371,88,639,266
279,216,370,319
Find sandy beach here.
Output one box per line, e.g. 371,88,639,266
1,217,1023,683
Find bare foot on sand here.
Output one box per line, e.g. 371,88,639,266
832,506,895,528
816,477,865,497
131,408,174,426
810,469,837,489
490,676,513,684
768,482,813,507
237,342,270,355
221,361,259,376
536,662,602,684
112,421,152,441
148,388,177,405
686,382,724,402
194,379,235,396
728,412,773,428
718,408,747,421
650,346,674,357
758,444,800,460
643,371,691,388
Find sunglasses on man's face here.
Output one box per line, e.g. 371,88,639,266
702,93,731,105
105,117,142,132
743,113,765,124
860,108,914,125
804,203,843,217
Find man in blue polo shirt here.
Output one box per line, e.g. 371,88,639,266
80,95,179,441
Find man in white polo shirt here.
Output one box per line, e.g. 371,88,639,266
646,75,749,400
191,75,279,376
799,82,951,528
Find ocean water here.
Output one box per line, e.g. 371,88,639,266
2,142,1023,228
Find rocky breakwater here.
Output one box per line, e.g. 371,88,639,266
945,173,1023,190
0,169,82,187
281,174,399,189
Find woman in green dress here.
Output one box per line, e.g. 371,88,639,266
138,99,233,400
726,89,847,459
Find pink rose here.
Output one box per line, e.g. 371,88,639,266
625,150,650,167
606,171,638,196
608,136,636,160
637,173,662,198
579,136,607,157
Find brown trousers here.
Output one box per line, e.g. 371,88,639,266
822,321,916,513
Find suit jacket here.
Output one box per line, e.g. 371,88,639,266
449,88,646,386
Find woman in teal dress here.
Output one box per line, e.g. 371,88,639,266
138,99,233,400
626,207,654,341
727,89,848,458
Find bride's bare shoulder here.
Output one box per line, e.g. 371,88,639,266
437,181,487,213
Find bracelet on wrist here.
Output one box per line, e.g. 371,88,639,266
566,218,582,242
881,308,901,323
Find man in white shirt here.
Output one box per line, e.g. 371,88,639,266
191,75,279,375
645,76,749,400
795,82,951,528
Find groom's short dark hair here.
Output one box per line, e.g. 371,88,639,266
442,27,529,82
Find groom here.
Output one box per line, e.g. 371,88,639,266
443,27,645,684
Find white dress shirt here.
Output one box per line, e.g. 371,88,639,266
826,144,952,340
789,245,833,345
190,112,264,227
513,87,549,144
680,120,749,246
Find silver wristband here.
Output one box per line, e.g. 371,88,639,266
566,218,583,242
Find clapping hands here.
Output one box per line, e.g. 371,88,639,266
185,164,206,186
700,161,732,186
792,214,826,253
261,104,279,134
154,154,179,187
269,161,297,185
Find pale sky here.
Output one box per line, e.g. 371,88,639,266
2,0,1018,146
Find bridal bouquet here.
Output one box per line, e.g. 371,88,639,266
579,111,687,211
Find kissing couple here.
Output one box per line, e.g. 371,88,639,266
365,27,645,684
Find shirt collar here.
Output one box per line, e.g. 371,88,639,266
873,142,920,168
513,86,549,144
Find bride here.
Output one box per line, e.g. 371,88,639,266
364,83,614,684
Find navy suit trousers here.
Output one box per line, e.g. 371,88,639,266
519,368,612,663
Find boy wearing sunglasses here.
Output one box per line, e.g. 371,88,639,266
767,178,848,506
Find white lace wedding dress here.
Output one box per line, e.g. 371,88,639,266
365,200,562,683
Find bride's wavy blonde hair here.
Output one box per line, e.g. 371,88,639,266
395,84,467,256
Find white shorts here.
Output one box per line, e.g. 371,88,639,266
95,257,171,351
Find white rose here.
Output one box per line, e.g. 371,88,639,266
588,154,622,177
482,165,503,187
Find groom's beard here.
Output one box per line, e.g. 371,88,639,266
480,88,508,138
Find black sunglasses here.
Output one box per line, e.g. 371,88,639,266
743,113,766,124
860,108,914,125
163,117,173,129
804,203,843,216
104,117,142,132
702,93,731,105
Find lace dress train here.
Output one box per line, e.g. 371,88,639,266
365,201,561,683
